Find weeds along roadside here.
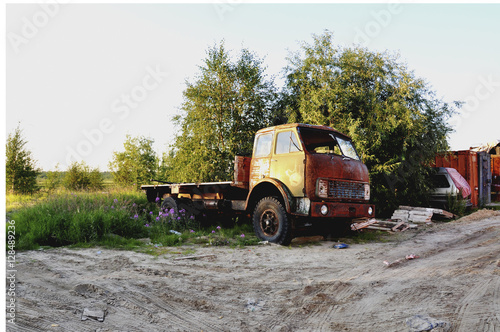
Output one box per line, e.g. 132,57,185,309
7,188,258,251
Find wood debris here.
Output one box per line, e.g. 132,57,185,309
351,206,454,233
173,254,216,261
350,218,416,232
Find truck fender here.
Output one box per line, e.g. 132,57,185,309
245,178,295,214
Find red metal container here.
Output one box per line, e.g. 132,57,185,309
492,155,500,202
432,151,479,207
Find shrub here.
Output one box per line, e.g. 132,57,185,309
63,162,104,191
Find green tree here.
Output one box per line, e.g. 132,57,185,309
109,135,158,189
6,125,40,194
45,164,62,191
163,42,279,182
284,31,455,215
63,162,103,191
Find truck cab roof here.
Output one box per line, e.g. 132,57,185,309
256,123,351,140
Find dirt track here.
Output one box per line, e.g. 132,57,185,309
7,210,500,332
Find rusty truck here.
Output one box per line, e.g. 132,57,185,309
141,123,374,245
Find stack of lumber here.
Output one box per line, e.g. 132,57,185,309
392,206,455,223
351,206,455,232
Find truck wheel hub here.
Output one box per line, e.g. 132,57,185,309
261,209,279,236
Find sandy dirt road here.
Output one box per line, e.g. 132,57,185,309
7,210,500,332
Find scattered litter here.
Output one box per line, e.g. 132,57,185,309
383,254,419,267
258,241,279,246
81,307,106,322
170,230,182,236
96,251,102,255
333,243,349,249
246,298,265,312
405,314,450,331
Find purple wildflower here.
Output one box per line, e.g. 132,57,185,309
155,197,160,203
216,226,221,230
133,214,139,219
156,216,160,221
149,211,153,215
190,229,195,233
212,230,216,234
145,224,150,227
240,234,245,238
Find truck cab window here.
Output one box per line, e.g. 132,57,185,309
300,128,341,155
300,128,360,160
276,131,301,154
254,133,273,158
336,137,360,160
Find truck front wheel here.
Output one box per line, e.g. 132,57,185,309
252,197,292,245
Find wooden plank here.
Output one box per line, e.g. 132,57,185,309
173,254,216,261
351,218,378,231
365,225,394,231
391,221,405,232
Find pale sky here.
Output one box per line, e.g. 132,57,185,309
5,2,500,171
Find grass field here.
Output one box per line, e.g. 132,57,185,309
7,186,258,251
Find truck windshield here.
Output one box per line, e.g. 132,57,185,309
299,128,360,161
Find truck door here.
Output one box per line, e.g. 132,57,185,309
270,129,305,197
250,132,273,190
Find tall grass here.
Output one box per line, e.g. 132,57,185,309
8,188,258,250
10,189,153,250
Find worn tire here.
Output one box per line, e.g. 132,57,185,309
161,197,179,215
252,197,292,245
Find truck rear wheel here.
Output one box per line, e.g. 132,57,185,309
161,197,179,215
252,197,292,245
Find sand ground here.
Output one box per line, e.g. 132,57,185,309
7,210,500,332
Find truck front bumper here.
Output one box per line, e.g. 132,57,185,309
310,202,374,218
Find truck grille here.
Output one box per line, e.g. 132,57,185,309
328,181,365,200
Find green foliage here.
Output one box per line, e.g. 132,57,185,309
6,125,40,194
162,42,279,182
45,164,62,191
284,31,455,216
109,135,158,189
446,193,467,217
10,190,151,250
63,162,104,191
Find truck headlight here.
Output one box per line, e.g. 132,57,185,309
318,179,328,198
368,206,373,216
320,204,329,216
364,184,370,200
